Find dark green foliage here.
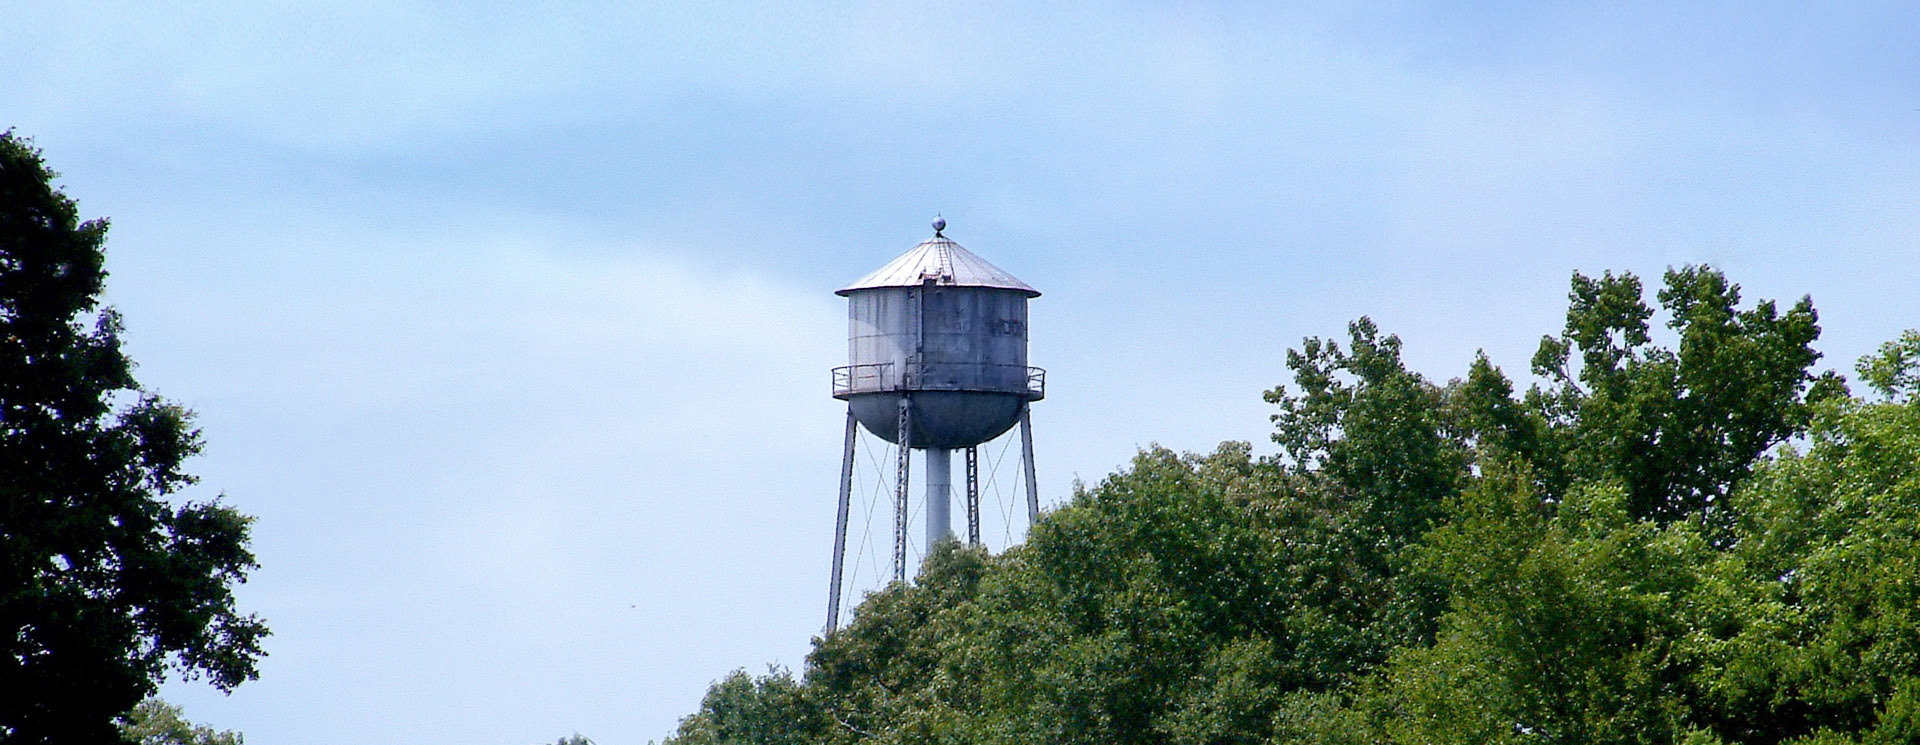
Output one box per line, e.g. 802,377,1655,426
1677,391,1920,745
668,267,1919,745
1266,317,1466,546
804,541,993,744
1361,472,1710,744
667,668,817,745
1529,268,1824,529
670,442,1442,745
0,132,266,743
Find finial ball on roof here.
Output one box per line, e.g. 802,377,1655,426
932,216,947,234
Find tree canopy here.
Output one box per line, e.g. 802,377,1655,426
117,700,243,745
666,266,1920,744
0,132,266,743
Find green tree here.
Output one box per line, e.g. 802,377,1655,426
665,270,1917,745
790,444,1437,745
803,540,994,745
1679,350,1920,745
1266,317,1466,547
1361,469,1709,745
0,132,267,742
1856,330,1920,403
1528,268,1828,529
116,700,241,745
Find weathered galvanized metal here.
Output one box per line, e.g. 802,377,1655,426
925,446,952,554
833,230,1044,449
826,411,856,631
827,221,1046,633
836,233,1040,297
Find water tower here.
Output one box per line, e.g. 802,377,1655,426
826,219,1044,631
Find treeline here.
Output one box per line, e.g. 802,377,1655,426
668,268,1920,745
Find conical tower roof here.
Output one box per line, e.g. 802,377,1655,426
837,227,1040,297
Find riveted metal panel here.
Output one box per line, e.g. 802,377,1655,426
835,233,1042,449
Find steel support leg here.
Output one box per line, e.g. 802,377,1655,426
826,409,856,633
926,447,952,548
1021,404,1040,525
894,398,913,583
966,446,980,545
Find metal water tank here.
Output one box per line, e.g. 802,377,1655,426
832,223,1044,448
825,220,1047,626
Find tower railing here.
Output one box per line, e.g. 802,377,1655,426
832,363,1046,400
832,363,893,397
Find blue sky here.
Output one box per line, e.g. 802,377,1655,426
7,3,1919,743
